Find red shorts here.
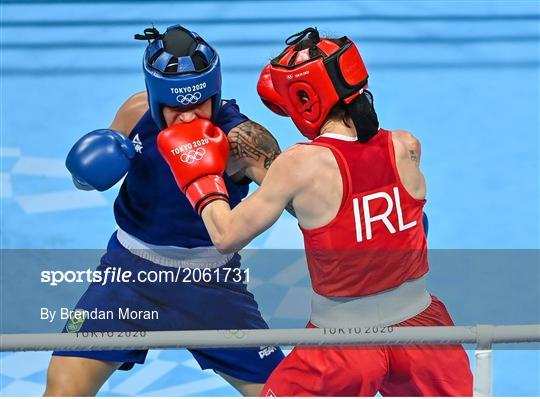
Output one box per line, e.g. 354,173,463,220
261,296,473,397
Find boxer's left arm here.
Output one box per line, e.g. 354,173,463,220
226,120,281,184
226,120,297,216
202,148,303,253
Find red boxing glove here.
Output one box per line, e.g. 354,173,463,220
157,119,230,214
257,64,289,116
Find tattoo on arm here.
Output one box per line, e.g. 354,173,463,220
229,121,281,169
230,121,297,218
409,149,419,164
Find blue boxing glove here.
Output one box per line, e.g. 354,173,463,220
422,212,429,237
66,129,135,191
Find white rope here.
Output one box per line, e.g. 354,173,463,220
1,324,538,352
1,324,537,397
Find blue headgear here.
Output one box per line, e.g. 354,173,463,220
137,25,222,130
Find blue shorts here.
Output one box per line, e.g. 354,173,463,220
53,234,284,383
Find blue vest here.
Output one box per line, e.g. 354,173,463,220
114,100,250,248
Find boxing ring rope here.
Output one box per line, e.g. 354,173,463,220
1,324,539,396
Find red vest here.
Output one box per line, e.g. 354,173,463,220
300,130,428,297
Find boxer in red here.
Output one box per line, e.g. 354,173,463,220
158,27,473,396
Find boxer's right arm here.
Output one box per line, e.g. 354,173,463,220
202,147,305,253
391,130,426,200
109,92,148,136
66,92,148,191
391,130,429,236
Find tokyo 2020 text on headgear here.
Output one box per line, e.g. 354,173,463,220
259,27,379,141
135,25,222,130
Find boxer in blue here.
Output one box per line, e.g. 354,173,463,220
44,25,284,396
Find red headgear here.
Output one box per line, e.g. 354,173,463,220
258,28,378,141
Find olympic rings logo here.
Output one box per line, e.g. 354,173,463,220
221,329,247,339
180,148,206,164
176,92,202,105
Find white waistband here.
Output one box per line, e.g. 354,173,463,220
115,228,234,269
310,276,432,328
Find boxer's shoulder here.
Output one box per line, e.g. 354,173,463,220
268,144,334,186
391,130,421,156
110,91,149,136
287,143,339,172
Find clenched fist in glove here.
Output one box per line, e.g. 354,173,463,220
157,119,229,214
